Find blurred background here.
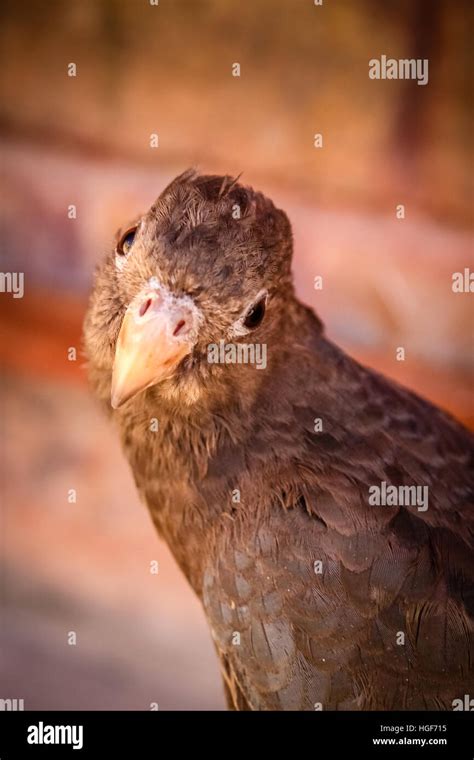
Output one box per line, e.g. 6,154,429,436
1,0,473,710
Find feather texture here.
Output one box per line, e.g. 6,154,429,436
84,171,474,710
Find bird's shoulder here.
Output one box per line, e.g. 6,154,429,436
201,313,474,709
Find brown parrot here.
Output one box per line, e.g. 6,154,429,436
84,170,474,710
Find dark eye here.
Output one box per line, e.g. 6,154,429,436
243,296,266,330
117,226,137,256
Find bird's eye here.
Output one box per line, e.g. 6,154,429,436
117,226,138,256
243,296,266,330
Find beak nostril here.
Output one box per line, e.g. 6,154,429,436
139,298,152,318
173,319,186,337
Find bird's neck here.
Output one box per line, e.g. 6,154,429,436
116,382,258,588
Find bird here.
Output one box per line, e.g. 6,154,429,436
84,169,474,711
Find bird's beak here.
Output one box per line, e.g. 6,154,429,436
111,285,200,409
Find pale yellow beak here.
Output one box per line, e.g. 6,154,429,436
111,285,200,409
